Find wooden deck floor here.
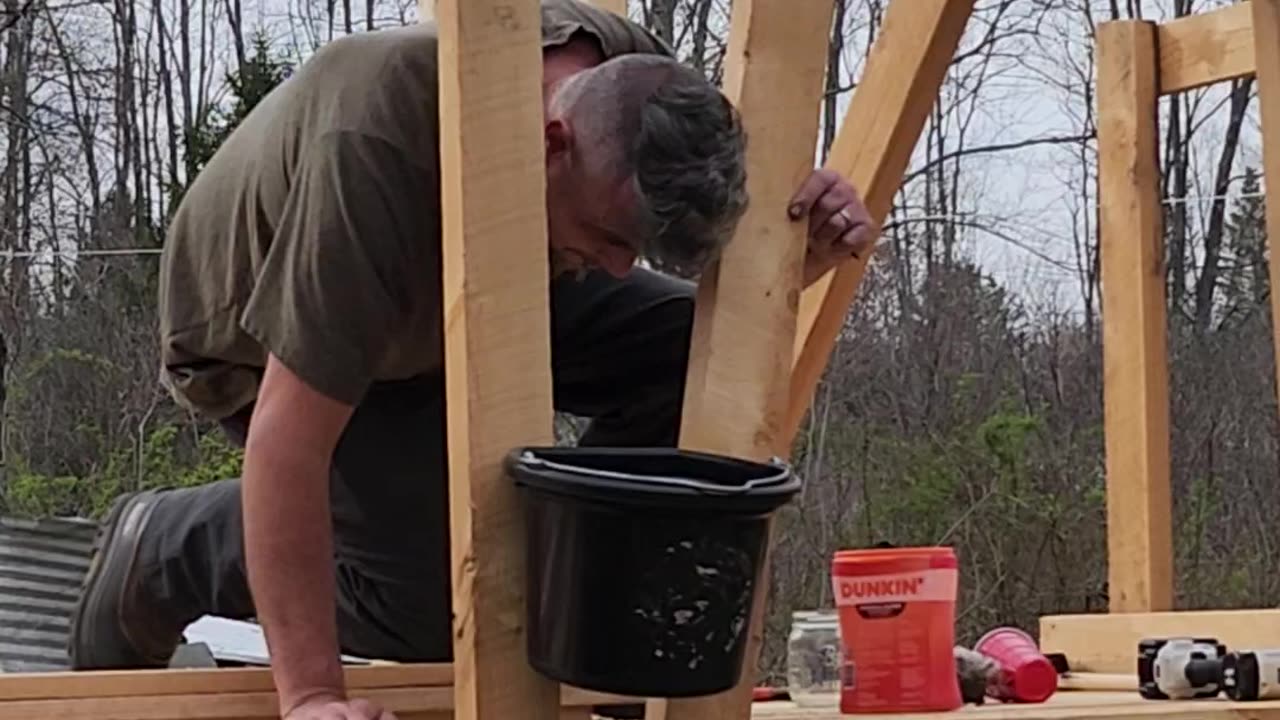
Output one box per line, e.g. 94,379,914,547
750,691,1280,719
5,666,1280,720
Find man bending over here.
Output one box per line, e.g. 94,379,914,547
67,2,874,719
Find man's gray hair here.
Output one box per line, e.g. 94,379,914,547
549,54,748,272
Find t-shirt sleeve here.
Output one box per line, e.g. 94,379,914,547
239,130,433,406
540,0,675,59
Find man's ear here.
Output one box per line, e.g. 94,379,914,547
544,119,573,170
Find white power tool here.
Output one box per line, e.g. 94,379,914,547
1223,649,1280,701
1137,637,1225,700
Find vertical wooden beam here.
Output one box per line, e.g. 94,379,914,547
1256,1,1280,430
783,0,975,447
592,0,627,16
436,1,561,720
1096,19,1173,613
643,2,833,720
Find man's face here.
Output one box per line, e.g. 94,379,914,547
543,119,639,280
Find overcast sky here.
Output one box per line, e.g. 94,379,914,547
24,0,1269,318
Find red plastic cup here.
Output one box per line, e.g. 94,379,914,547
973,627,1058,703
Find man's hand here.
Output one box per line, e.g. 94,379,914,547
242,354,356,719
787,168,877,286
285,695,398,720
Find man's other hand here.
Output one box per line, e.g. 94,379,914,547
285,696,398,720
787,168,877,285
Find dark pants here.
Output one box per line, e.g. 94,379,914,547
133,267,695,662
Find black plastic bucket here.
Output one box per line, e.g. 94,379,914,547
505,446,801,698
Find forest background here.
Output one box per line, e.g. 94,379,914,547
0,0,1273,681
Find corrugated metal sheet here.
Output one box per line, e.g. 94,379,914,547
0,514,97,672
0,515,373,673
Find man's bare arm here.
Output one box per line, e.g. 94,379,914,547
241,353,359,718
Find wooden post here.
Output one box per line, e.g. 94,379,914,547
1255,0,1280,430
642,2,833,719
1095,19,1173,613
436,1,561,719
784,0,975,447
592,0,627,15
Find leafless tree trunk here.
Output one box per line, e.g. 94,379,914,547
156,0,181,196
1192,77,1254,333
1,0,34,339
225,0,247,75
821,0,847,160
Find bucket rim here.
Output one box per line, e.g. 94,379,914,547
509,446,796,498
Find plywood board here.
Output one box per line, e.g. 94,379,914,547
1095,19,1173,614
1039,610,1280,673
785,0,976,446
436,0,560,718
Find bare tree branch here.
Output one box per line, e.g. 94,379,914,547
901,133,1095,187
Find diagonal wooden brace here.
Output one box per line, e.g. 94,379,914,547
642,2,835,719
784,0,977,449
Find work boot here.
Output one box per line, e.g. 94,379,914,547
67,490,187,669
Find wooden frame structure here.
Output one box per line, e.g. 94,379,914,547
0,0,974,717
1039,0,1280,674
16,1,1278,720
0,1,1272,720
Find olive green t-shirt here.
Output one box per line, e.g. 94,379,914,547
158,0,672,420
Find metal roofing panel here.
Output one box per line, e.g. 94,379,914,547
0,514,377,673
0,515,97,672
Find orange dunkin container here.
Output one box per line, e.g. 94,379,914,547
831,546,962,714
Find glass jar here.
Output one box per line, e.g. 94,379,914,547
786,609,842,707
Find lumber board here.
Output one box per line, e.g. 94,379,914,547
592,0,626,15
1254,0,1280,413
11,689,1280,720
750,694,1280,719
784,0,975,447
0,687,454,720
643,2,832,720
0,687,599,720
435,1,560,719
1157,2,1256,95
0,664,448,700
1057,674,1136,693
0,664,638,706
1095,19,1173,614
1039,609,1280,674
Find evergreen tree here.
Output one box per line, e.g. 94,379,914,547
172,30,293,216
